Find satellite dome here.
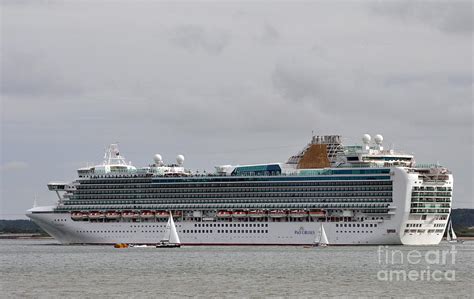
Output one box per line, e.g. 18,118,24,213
362,134,371,144
374,134,384,144
153,154,163,164
176,155,185,165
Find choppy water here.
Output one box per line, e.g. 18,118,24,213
0,240,472,298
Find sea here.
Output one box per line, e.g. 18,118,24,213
0,239,472,298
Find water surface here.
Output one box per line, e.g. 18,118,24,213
0,240,472,297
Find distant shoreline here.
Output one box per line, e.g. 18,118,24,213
0,233,53,239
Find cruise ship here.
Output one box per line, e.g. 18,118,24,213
27,134,453,245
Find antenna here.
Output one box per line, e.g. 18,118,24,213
33,194,38,208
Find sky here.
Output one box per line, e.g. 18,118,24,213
1,0,472,219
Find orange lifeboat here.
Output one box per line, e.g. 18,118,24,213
248,210,266,218
140,210,155,219
88,211,105,219
232,211,248,218
106,211,121,219
122,211,139,219
155,211,169,218
71,212,83,220
269,210,287,218
309,210,326,218
289,210,308,218
216,211,232,218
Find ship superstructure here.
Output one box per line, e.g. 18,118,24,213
27,134,453,245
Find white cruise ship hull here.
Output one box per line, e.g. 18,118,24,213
27,211,445,246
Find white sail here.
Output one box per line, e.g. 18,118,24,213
450,220,457,240
161,215,172,242
320,224,329,245
314,226,321,244
314,223,329,246
169,211,181,244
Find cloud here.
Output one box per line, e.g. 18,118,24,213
1,49,84,97
1,161,29,172
260,23,280,44
272,63,324,102
169,25,231,55
0,1,472,216
369,0,473,34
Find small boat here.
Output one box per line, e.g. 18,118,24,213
289,210,308,218
232,211,248,218
269,210,287,218
114,243,129,248
309,210,326,218
313,223,329,247
140,210,155,219
446,219,463,244
156,211,181,248
88,211,105,219
248,210,266,218
105,211,121,219
122,211,139,219
155,211,169,218
216,211,232,218
71,212,83,220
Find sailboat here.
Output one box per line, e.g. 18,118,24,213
156,211,181,248
446,219,463,244
313,223,329,247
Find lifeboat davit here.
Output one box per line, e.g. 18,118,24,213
289,210,308,218
140,210,155,218
309,210,326,218
216,211,232,218
248,210,266,218
232,211,248,218
155,211,169,218
88,211,105,219
269,210,287,218
105,211,121,219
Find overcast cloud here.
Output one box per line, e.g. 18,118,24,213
1,1,472,219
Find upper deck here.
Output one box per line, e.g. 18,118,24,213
73,134,421,180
